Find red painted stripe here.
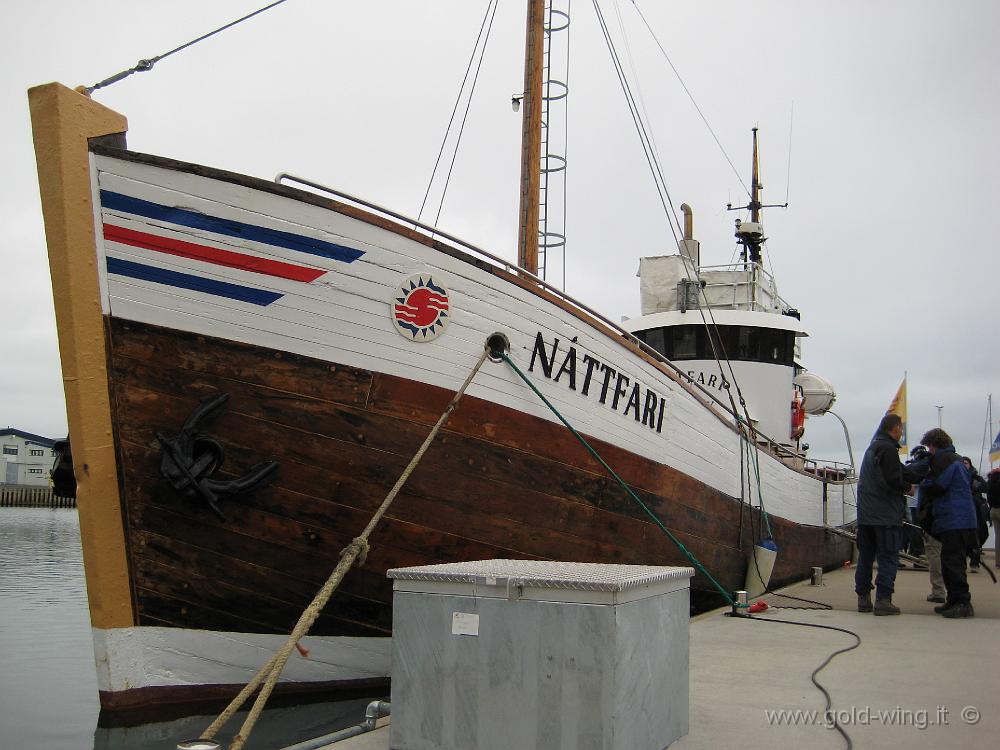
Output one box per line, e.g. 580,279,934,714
103,224,325,283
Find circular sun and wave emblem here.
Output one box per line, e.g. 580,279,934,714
391,274,450,341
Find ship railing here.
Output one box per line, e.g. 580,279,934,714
751,436,854,483
802,459,855,482
274,173,820,469
695,261,791,314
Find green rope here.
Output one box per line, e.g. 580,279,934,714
501,353,736,606
740,421,773,539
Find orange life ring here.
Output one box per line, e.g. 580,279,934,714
790,388,806,440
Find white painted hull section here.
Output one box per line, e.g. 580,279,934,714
673,359,795,449
93,626,390,692
92,153,855,531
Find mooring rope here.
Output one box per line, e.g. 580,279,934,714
201,349,490,750
500,352,736,607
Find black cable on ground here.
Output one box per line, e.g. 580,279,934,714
740,614,861,750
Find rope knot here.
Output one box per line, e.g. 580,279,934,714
341,537,370,567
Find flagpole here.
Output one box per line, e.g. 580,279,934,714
989,394,995,470
984,393,998,471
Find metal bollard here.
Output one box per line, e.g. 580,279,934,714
731,589,749,617
810,566,823,585
177,740,221,750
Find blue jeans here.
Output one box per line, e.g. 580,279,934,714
855,524,904,599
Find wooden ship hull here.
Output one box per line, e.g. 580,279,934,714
30,84,854,722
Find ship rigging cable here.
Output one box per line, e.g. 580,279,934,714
593,7,773,572
627,0,749,196
591,0,683,248
591,0,753,432
593,4,843,611
595,0,755,434
418,0,500,226
83,0,293,94
598,0,785,462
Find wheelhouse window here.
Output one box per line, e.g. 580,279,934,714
634,324,795,366
673,327,697,359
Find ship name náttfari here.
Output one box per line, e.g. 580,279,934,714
528,332,666,432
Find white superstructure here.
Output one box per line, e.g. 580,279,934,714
627,253,809,446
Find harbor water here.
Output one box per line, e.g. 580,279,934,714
0,507,98,747
0,508,372,749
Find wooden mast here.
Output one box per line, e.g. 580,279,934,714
517,0,546,275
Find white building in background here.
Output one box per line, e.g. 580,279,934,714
1,428,57,486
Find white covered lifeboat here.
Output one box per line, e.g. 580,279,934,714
793,371,837,415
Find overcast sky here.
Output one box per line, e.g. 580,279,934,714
4,0,998,471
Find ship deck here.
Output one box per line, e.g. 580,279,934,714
324,550,999,749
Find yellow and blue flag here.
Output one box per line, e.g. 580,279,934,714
990,429,1000,465
884,377,907,456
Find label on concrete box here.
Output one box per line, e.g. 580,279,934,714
451,612,479,636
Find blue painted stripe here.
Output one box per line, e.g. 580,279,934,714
107,257,283,306
100,190,364,263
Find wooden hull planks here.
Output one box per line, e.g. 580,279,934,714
108,317,853,636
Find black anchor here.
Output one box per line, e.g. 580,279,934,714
156,392,278,521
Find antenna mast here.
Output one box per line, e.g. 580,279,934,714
727,127,787,264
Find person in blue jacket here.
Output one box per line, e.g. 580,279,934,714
919,428,978,618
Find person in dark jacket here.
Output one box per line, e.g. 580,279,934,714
961,456,989,570
855,414,917,615
908,446,947,601
920,429,978,618
988,468,1000,568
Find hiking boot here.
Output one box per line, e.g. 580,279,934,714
873,598,900,616
857,592,873,613
934,602,954,614
941,602,974,619
926,594,946,603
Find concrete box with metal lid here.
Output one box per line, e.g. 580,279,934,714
387,560,694,750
